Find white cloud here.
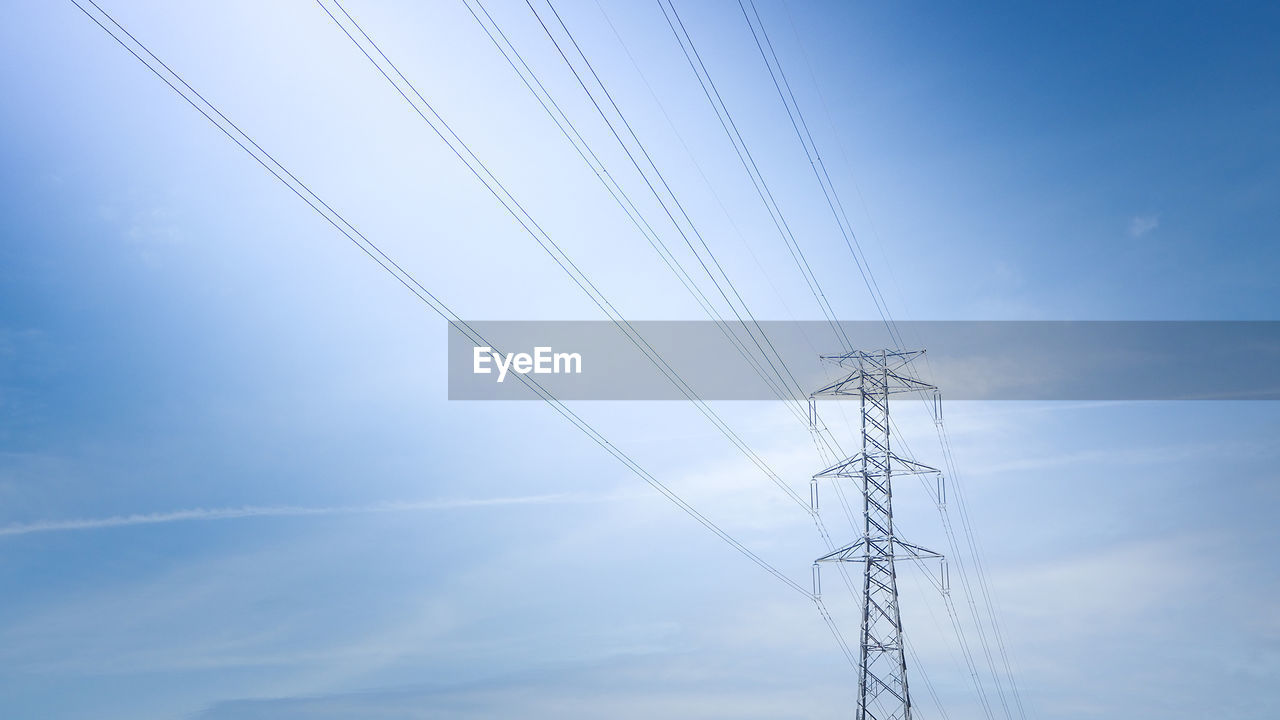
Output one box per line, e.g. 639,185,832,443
1129,214,1160,237
0,493,617,538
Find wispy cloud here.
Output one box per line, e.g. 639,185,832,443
1129,214,1160,237
0,494,613,538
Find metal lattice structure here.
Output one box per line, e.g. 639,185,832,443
810,350,943,720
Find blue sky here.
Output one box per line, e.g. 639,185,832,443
1,1,1278,718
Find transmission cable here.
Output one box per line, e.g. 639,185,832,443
67,0,813,600
460,0,807,426
321,0,880,673
316,0,814,516
526,0,810,408
735,0,903,351
654,0,850,354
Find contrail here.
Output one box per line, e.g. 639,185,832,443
0,493,609,537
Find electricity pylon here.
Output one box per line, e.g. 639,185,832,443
809,349,944,720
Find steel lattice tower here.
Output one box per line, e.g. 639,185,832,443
810,349,943,720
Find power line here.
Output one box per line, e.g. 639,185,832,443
316,0,815,517
654,0,851,354
318,0,880,679
484,0,864,492
460,0,808,426
735,0,903,351
531,0,896,591
590,0,827,362
67,0,812,600
462,0,858,486
527,0,810,406
450,2,900,681
298,37,902,692
512,0,879,547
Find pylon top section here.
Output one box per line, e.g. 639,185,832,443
812,349,935,397
819,348,926,367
